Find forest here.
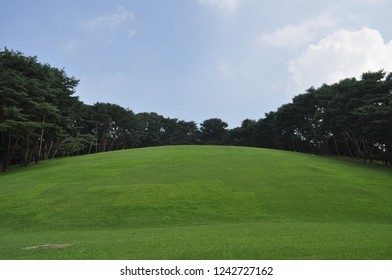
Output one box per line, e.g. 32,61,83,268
1,48,392,171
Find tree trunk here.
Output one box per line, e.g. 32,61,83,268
37,115,45,162
362,139,373,163
0,131,10,172
345,130,363,159
332,134,340,157
87,143,93,154
343,135,354,158
95,125,99,153
20,134,31,167
46,140,54,160
385,146,392,166
5,134,20,170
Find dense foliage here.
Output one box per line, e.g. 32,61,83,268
1,49,392,171
237,71,392,165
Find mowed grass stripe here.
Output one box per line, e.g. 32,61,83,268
0,145,391,259
1,222,392,260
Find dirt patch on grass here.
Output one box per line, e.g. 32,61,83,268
23,244,73,250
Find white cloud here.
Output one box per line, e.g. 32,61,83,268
262,13,338,49
69,6,136,49
288,27,392,95
82,6,134,32
198,0,240,15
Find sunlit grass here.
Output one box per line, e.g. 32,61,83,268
1,146,391,259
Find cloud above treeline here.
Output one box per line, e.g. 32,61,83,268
82,6,134,31
261,13,339,49
57,1,391,126
64,6,136,51
288,27,392,95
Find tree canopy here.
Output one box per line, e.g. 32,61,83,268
234,70,392,165
1,48,391,171
0,49,79,170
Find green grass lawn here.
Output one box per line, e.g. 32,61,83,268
0,145,391,259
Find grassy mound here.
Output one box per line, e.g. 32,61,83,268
0,145,391,259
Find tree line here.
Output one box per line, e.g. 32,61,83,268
231,71,392,165
1,49,391,171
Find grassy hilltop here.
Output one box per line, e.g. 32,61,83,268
0,145,391,259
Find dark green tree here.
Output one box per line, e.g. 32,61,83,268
200,118,228,145
136,112,164,147
228,119,257,146
0,48,80,170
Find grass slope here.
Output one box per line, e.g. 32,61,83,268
0,145,391,259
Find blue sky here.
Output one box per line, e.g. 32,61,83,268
1,0,392,127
